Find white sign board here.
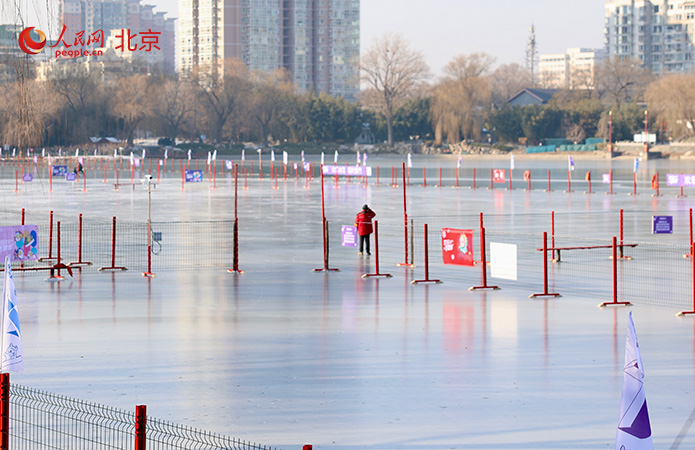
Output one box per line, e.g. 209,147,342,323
490,242,517,281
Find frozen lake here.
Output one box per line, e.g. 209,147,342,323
3,152,695,450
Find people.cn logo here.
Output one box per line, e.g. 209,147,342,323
17,27,47,55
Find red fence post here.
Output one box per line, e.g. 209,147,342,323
469,227,499,291
69,213,92,267
0,373,8,450
529,232,561,298
598,237,632,307
228,164,244,274
471,168,476,189
397,162,413,267
546,169,552,192
489,168,493,190
135,405,147,450
98,217,127,271
678,243,695,316
411,223,441,284
362,221,392,278
313,166,339,273
39,211,56,262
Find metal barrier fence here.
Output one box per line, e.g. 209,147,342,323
406,211,694,311
1,212,236,274
4,375,277,450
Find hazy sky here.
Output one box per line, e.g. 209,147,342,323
11,0,608,76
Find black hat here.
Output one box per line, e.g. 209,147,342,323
362,204,369,210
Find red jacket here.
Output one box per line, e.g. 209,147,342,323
355,209,376,235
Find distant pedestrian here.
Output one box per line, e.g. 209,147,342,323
354,204,376,256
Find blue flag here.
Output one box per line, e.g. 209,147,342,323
634,157,639,173
568,155,575,171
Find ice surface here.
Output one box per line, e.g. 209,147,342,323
2,153,695,450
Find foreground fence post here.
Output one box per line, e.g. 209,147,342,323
98,217,128,272
69,213,92,268
598,237,632,308
529,232,561,298
135,405,147,450
397,162,413,268
411,224,441,284
469,227,499,291
313,167,339,272
229,164,244,274
0,373,8,450
362,221,392,279
39,211,56,262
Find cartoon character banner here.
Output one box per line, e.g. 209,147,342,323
441,228,475,266
185,170,203,182
0,226,39,262
52,166,67,176
493,169,506,183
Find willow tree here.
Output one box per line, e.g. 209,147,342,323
360,34,429,146
645,73,695,141
431,53,494,144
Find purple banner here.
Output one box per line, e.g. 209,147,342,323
341,225,357,247
322,165,373,177
22,173,33,182
602,173,611,184
666,174,695,187
185,170,203,182
652,215,673,234
66,172,77,181
0,225,39,261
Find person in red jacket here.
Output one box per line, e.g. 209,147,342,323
354,204,376,256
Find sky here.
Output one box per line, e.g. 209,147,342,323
8,0,607,77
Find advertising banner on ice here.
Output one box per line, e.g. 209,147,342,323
341,226,357,247
22,174,32,182
185,170,203,183
66,172,77,181
322,165,372,177
52,166,67,176
0,226,39,262
666,174,695,187
493,169,506,183
603,173,612,184
441,228,475,266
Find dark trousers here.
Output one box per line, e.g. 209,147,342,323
359,234,371,254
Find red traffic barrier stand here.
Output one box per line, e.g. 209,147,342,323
524,170,531,191
38,211,57,262
303,445,312,450
468,227,499,291
677,242,695,316
598,237,631,308
422,167,427,187
98,216,128,272
228,165,244,274
651,172,661,197
507,169,513,190
411,224,441,284
564,170,572,193
455,167,459,188
470,168,476,190
397,163,414,268
313,167,339,272
529,232,561,298
103,164,108,183
68,213,92,267
615,209,632,260
628,172,637,196
437,167,442,188
545,169,553,192
606,170,615,195
362,221,392,279
584,171,592,194
684,209,693,259
48,221,73,281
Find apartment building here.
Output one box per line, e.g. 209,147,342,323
605,0,695,74
178,0,360,102
539,48,605,89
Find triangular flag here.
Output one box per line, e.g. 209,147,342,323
164,149,168,160
363,153,367,166
334,151,339,163
207,151,211,165
212,150,217,161
356,150,361,165
321,152,325,165
283,151,288,165
1,257,23,374
510,154,515,170
42,148,45,157
407,153,412,168
457,155,462,169
585,171,591,181
614,311,652,450
142,149,146,160
634,157,639,173
188,149,192,160
271,150,275,162
241,149,245,161
301,151,305,162
75,148,79,157
568,155,575,171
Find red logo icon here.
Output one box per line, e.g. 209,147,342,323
18,27,47,55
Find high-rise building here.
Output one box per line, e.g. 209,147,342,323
605,0,695,74
178,0,360,102
539,48,605,89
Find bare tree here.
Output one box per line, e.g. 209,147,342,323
150,76,194,141
361,33,430,146
111,75,153,145
0,79,58,148
490,63,531,107
193,59,252,143
249,68,294,146
645,73,695,141
595,57,653,105
430,53,494,144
